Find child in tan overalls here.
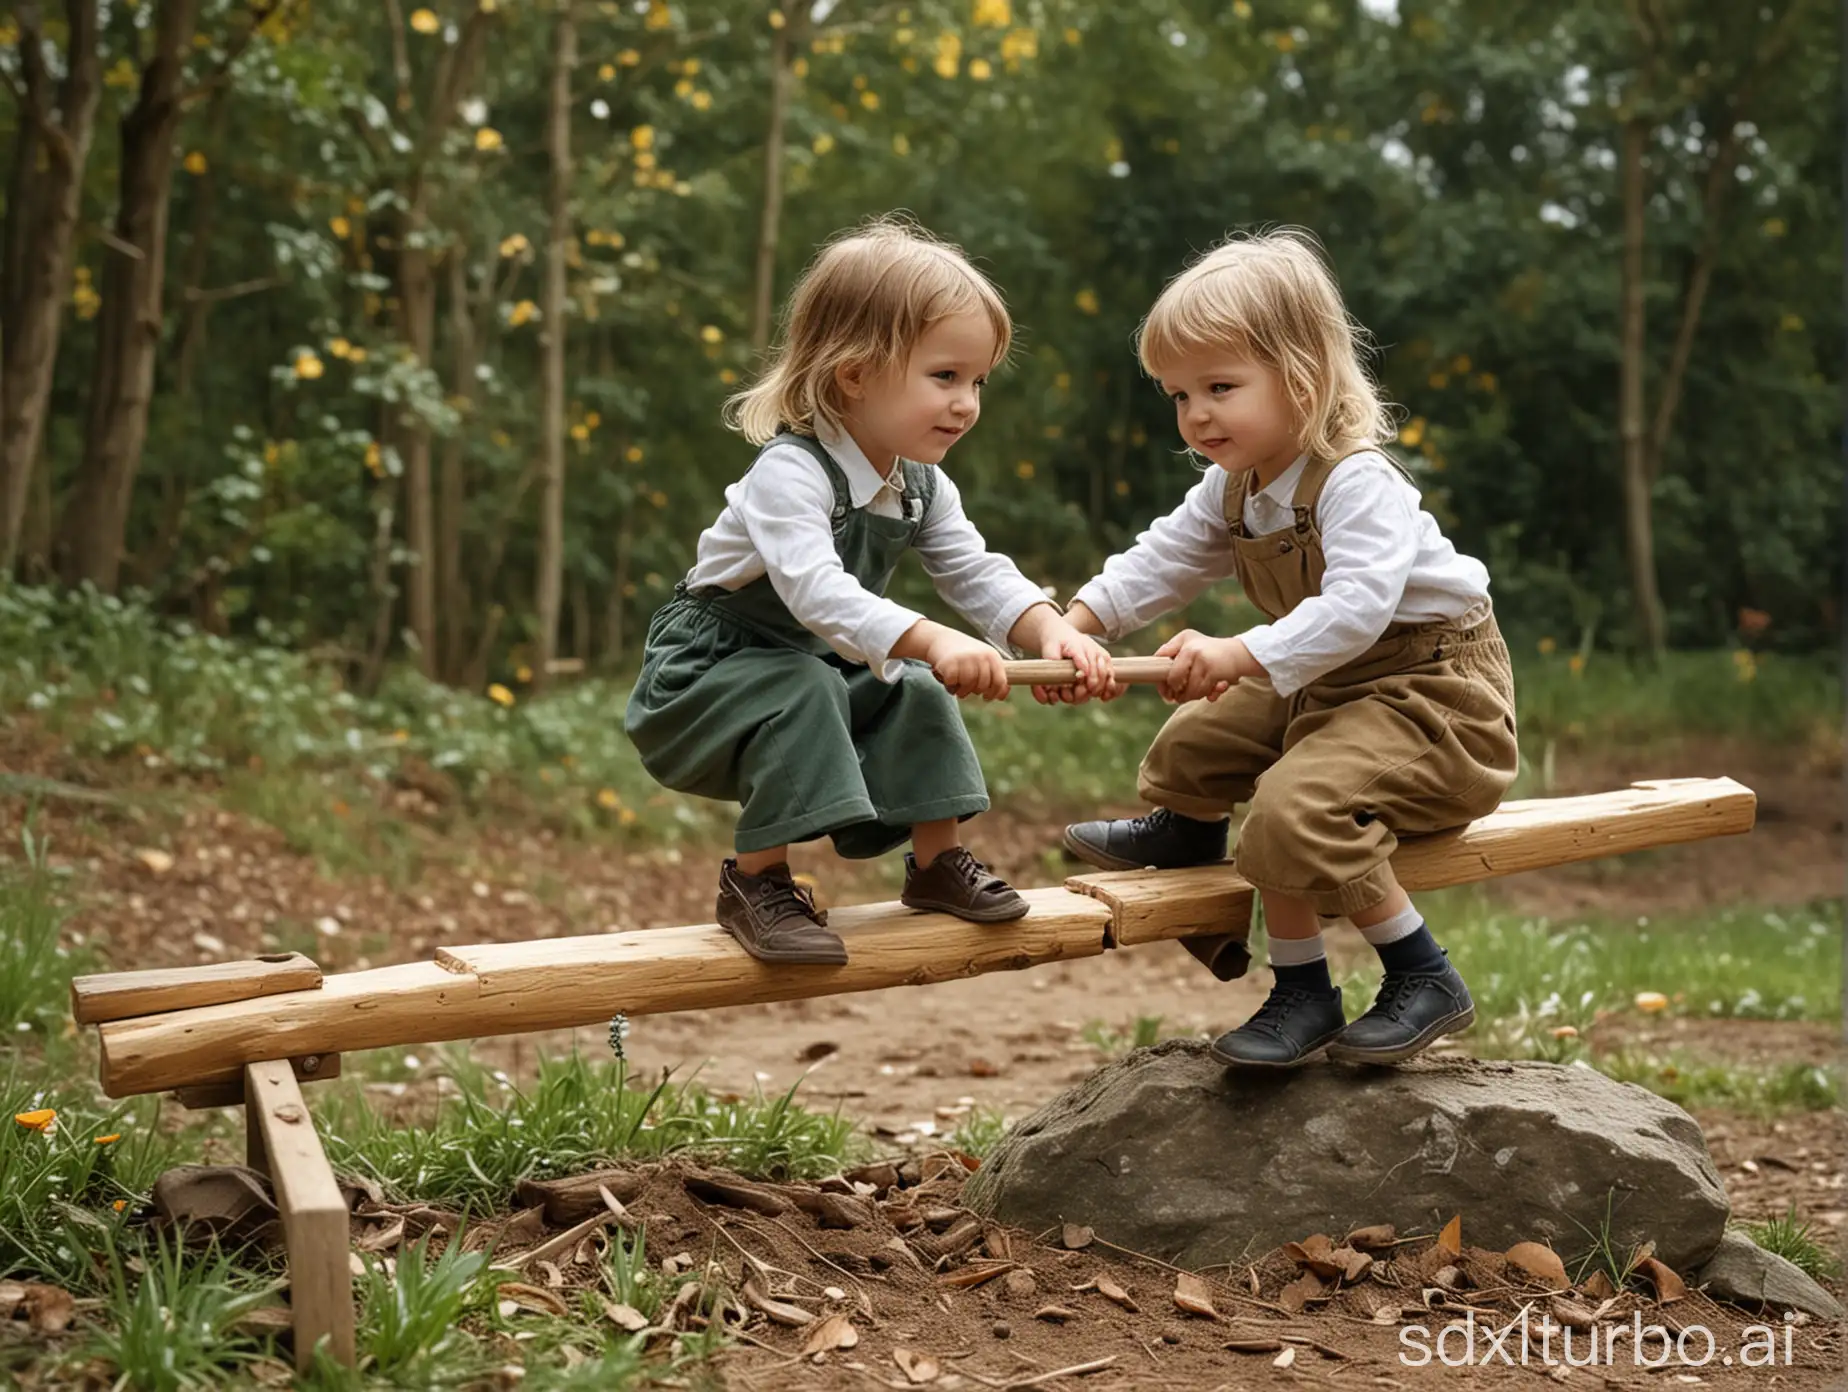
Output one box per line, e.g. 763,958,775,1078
1060,229,1519,1069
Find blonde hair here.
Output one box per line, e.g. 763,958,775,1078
725,215,1012,445
1136,228,1394,461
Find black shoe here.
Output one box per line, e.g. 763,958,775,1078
1325,956,1475,1065
716,860,848,966
1209,985,1348,1069
1062,807,1229,872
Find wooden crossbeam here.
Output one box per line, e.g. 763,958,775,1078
93,778,1754,1099
71,951,320,1025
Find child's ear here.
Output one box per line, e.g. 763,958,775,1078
835,357,869,400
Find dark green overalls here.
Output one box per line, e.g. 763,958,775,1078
624,434,990,858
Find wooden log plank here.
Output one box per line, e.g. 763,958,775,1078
1068,777,1757,945
71,952,321,1025
174,1053,342,1111
244,1061,355,1371
97,888,1110,1097
1003,656,1170,686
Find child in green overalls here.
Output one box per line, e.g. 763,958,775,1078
1059,229,1519,1069
626,217,1113,966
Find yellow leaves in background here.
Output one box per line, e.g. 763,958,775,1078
769,8,786,28
409,8,440,35
700,325,724,344
719,368,738,384
1074,288,1099,315
972,0,1011,27
365,441,384,476
330,215,352,238
630,124,655,151
691,90,713,110
183,151,208,175
293,351,324,380
933,32,961,78
70,266,100,320
1063,26,1081,44
487,683,516,707
597,788,621,809
968,59,992,80
625,445,645,463
500,232,531,258
1761,217,1787,238
599,62,616,81
649,490,668,508
1000,27,1037,65
1015,461,1035,480
618,48,640,66
859,90,880,109
812,133,836,155
328,337,365,362
475,127,503,151
645,2,672,30
891,133,910,157
585,228,625,249
1398,417,1425,447
1633,991,1668,1013
509,300,538,327
634,151,657,172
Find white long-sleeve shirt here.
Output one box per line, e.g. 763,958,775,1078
684,428,1051,682
1070,451,1491,697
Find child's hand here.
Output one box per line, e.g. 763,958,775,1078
1154,630,1264,703
1032,625,1119,706
926,631,1010,701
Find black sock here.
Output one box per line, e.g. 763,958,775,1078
1271,958,1335,994
1375,923,1448,975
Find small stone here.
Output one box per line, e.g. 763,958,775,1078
1003,1268,1037,1300
1161,1326,1184,1345
991,1321,1011,1340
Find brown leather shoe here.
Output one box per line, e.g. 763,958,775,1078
901,847,1029,923
717,860,848,965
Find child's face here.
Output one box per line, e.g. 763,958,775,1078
841,309,996,468
1157,350,1301,481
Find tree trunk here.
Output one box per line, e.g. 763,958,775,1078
397,240,439,671
1618,116,1665,657
437,249,478,681
750,5,810,351
603,503,633,666
0,0,101,574
57,0,199,591
532,0,576,696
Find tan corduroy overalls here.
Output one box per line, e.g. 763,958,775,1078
1136,454,1520,978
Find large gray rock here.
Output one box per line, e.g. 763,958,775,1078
1693,1230,1845,1321
963,1042,1729,1272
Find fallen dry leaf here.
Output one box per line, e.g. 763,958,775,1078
1095,1276,1138,1313
802,1312,858,1355
1549,1296,1596,1330
1173,1272,1218,1320
1371,1304,1402,1325
1436,1215,1462,1258
1034,1304,1079,1323
893,1348,940,1384
1334,1247,1374,1282
1432,1264,1464,1291
1225,1338,1285,1354
1278,1271,1330,1315
939,1260,1015,1291
1346,1223,1397,1250
22,1284,74,1334
601,1300,649,1333
1061,1223,1094,1250
1637,1257,1687,1303
356,1216,406,1254
1583,1270,1617,1301
134,848,175,876
1284,1234,1335,1266
742,1278,814,1327
497,1283,569,1319
1505,1241,1569,1289
0,1281,24,1321
1273,1346,1297,1369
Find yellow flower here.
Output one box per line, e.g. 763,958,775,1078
584,411,601,428
293,352,324,380
113,1199,127,1212
626,445,645,463
1428,371,1449,389
365,441,383,474
768,8,786,27
570,423,590,441
933,31,961,77
650,490,668,507
329,215,351,238
1761,217,1787,238
1450,354,1471,374
14,1110,56,1133
499,233,530,258
1074,288,1099,315
700,324,723,344
410,8,440,35
618,48,641,66
645,1,671,30
1633,991,1668,1013
1398,419,1424,447
487,683,515,707
630,124,656,151
475,127,503,151
1273,30,1295,51
391,728,409,742
1475,371,1498,392
1114,479,1130,496
1549,1026,1579,1040
860,90,880,109
972,0,1011,26
183,151,208,175
691,89,712,111
1054,372,1071,392
597,788,621,809
1064,25,1081,43
516,664,534,683
509,300,538,326
599,62,616,81
94,1133,121,1145
674,76,693,97
812,133,835,154
1567,653,1585,677
618,807,639,826
1015,461,1035,479
1780,312,1804,333
325,337,350,359
968,58,992,79
792,56,810,77
892,133,910,156
1537,636,1557,656
719,368,738,384
1233,0,1251,15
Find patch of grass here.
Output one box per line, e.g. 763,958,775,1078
0,824,93,1040
948,1106,1013,1159
1080,1014,1170,1058
83,1230,279,1391
1425,896,1840,1027
1567,1191,1652,1293
219,767,425,885
1740,1204,1844,1284
1596,1054,1839,1117
320,1053,865,1212
353,1230,503,1385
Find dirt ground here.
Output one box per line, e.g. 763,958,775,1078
5,738,1844,1383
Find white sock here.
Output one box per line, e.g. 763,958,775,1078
1358,905,1423,946
1267,932,1327,967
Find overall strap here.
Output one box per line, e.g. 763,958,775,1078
766,431,853,534
1286,454,1343,536
897,457,938,524
1220,467,1258,538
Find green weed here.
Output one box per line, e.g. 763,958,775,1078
355,1229,503,1385
1596,1055,1838,1117
0,824,93,1040
1740,1204,1844,1284
1081,1015,1170,1058
948,1106,1013,1159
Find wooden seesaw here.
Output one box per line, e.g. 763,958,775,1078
67,658,1757,1369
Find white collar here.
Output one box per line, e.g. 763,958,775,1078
816,424,906,509
1253,452,1311,506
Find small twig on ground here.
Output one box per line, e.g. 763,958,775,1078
1003,1356,1118,1388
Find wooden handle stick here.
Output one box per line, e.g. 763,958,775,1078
1001,657,1173,686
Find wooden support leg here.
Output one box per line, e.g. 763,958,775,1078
244,1060,356,1371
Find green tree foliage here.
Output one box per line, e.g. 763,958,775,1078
0,0,1836,691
